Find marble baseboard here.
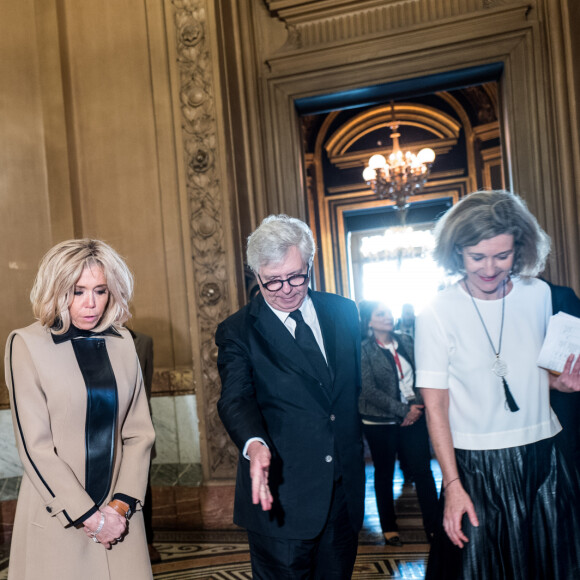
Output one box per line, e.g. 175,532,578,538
0,479,20,503
151,482,236,531
0,478,234,545
0,394,202,483
150,462,203,487
0,411,22,479
0,500,16,545
150,395,201,465
0,463,202,502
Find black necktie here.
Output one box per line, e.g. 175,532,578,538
289,309,330,383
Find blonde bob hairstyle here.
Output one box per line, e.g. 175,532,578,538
30,239,133,334
433,190,551,278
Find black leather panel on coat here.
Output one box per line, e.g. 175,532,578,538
71,337,118,507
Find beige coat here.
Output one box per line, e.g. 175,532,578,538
4,322,155,580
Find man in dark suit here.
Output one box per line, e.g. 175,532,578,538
216,215,365,579
547,282,580,470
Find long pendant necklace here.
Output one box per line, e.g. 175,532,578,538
464,278,519,412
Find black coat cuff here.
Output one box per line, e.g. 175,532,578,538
73,504,99,526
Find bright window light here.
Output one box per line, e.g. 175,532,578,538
358,227,445,318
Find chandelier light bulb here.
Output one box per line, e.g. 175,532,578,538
368,154,387,170
362,166,377,182
417,148,436,164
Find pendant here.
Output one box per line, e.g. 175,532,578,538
492,356,508,377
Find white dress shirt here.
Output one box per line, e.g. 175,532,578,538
269,294,327,361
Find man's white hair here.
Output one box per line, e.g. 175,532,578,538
246,214,315,272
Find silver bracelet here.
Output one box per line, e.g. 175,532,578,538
91,512,106,538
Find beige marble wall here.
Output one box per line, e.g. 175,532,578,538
1,0,580,498
0,0,196,406
151,395,201,466
1,0,59,399
0,398,202,500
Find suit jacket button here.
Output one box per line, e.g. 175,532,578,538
46,506,52,513
330,414,336,421
325,455,333,463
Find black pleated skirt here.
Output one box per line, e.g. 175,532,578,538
426,437,580,580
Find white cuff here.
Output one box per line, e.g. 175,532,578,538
243,437,268,460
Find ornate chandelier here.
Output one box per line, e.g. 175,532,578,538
362,102,436,210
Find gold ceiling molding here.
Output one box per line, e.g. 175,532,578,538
325,103,461,158
264,0,524,50
473,122,501,142
152,367,196,397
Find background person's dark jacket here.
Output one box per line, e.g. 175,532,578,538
359,332,422,423
547,281,580,469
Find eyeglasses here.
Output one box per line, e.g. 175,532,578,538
257,265,311,292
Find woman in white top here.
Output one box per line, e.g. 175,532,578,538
415,190,580,579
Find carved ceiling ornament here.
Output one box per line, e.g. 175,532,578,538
171,0,238,478
264,0,525,50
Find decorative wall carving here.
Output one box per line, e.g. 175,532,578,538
264,0,525,50
151,367,196,396
171,0,237,479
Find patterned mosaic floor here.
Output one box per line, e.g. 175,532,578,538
0,530,429,580
0,462,439,579
150,533,429,579
148,461,438,579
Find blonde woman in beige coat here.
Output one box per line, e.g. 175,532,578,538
4,239,155,580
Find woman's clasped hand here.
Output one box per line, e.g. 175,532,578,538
83,506,128,549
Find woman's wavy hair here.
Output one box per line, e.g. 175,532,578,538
30,239,133,334
433,190,551,277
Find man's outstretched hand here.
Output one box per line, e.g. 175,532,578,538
248,440,273,511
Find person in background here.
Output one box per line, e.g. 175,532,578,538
545,281,580,471
5,239,155,580
415,190,580,579
395,303,416,338
358,301,438,546
395,303,417,487
216,215,365,579
129,328,162,564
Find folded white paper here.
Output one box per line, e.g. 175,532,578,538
537,311,580,373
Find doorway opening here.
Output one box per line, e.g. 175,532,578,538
298,66,504,299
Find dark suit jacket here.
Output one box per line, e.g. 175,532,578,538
129,329,154,400
549,283,580,318
547,282,580,466
216,291,365,540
